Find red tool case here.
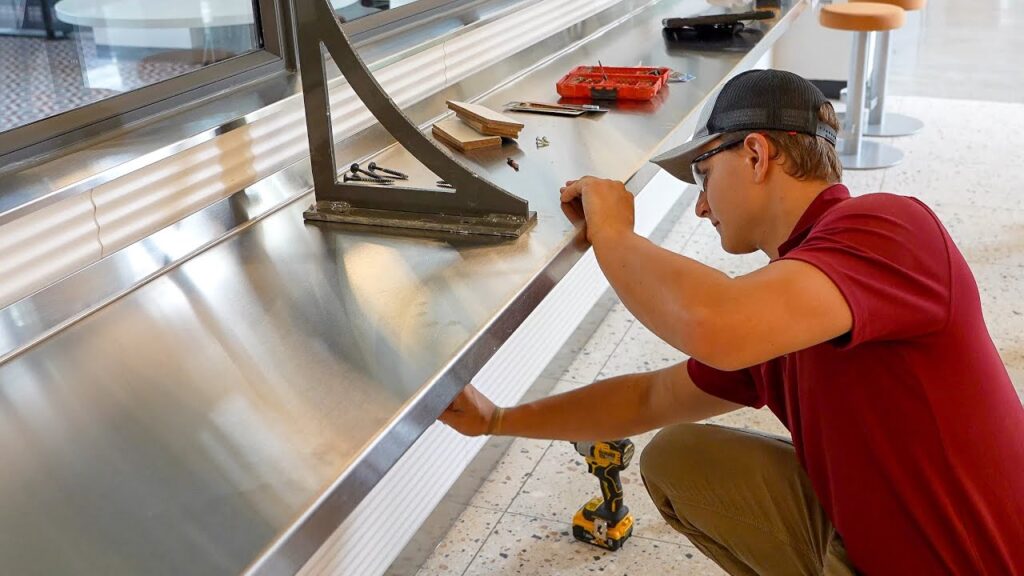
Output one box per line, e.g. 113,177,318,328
556,66,672,101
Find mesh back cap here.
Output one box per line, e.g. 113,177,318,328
651,69,837,184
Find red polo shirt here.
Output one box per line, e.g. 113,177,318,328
688,184,1024,575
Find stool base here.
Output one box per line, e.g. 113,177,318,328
864,112,924,137
838,139,903,170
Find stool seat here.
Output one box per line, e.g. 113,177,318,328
820,3,905,32
852,0,926,12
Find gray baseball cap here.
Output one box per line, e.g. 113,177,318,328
651,69,838,184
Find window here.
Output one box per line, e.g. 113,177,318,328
0,0,288,160
0,0,520,163
0,0,264,134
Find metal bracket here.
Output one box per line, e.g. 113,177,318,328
295,0,536,237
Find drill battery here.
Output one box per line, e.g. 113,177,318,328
572,439,636,551
572,496,635,550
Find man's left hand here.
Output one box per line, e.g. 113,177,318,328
560,176,635,245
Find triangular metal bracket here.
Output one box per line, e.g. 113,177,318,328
295,0,536,236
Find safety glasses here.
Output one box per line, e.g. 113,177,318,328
691,138,744,193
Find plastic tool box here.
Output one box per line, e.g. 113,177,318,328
556,66,672,101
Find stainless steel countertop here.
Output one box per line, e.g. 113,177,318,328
0,1,803,574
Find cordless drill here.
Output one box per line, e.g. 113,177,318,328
571,439,635,551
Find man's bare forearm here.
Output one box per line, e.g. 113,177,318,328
499,363,740,441
591,230,734,364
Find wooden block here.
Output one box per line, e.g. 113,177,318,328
460,116,520,139
447,100,524,134
432,118,502,151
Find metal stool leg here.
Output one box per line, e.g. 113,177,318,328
863,28,924,137
838,31,903,170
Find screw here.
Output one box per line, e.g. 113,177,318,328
344,173,393,185
368,161,409,180
506,157,519,172
350,162,390,181
436,180,455,189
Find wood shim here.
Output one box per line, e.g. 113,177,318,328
432,118,502,151
447,100,524,136
459,116,519,139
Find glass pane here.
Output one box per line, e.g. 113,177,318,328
0,0,262,133
333,0,430,23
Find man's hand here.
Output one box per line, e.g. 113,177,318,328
560,176,635,245
439,384,499,436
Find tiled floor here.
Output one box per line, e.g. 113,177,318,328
417,0,1024,571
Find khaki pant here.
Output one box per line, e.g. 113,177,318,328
640,423,858,576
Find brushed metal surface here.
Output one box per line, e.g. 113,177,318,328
0,1,803,575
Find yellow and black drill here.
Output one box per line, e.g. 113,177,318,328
571,439,635,551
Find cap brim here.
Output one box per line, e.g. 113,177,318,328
650,133,720,185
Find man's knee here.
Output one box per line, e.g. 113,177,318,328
641,423,794,497
640,423,718,489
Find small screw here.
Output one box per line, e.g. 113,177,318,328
368,161,409,180
506,157,519,172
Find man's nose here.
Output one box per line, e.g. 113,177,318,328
695,189,711,219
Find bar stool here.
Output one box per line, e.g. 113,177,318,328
820,3,905,169
852,0,926,136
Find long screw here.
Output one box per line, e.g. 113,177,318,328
350,163,390,181
368,162,409,180
344,173,393,185
436,180,455,189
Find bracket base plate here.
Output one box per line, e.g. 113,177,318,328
304,202,537,237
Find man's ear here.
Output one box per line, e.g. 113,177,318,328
744,133,773,184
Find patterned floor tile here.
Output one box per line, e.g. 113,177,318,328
415,506,503,576
597,320,686,380
467,437,553,513
558,302,636,385
462,512,725,576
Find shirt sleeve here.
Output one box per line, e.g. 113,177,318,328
781,195,952,348
687,357,766,408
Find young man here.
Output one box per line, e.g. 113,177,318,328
439,70,1024,575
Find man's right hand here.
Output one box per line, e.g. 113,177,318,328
439,384,499,436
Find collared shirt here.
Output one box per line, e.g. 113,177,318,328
688,184,1024,575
